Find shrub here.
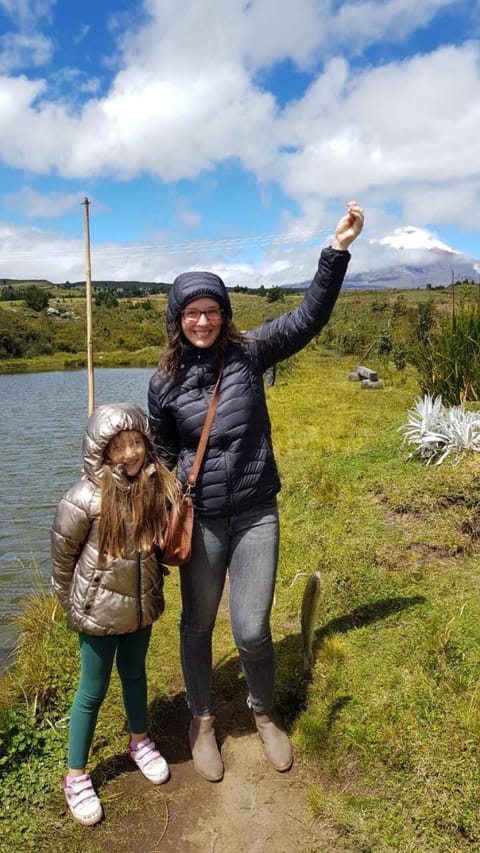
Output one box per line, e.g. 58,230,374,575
392,342,407,371
377,325,392,356
24,286,50,312
415,299,436,343
399,394,480,464
413,306,480,404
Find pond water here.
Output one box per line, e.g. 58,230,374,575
0,367,154,669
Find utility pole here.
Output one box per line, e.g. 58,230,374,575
82,197,95,414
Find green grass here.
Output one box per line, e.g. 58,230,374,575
2,347,480,851
0,292,299,372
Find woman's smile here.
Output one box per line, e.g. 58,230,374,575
181,297,223,348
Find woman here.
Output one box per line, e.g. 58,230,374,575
148,201,364,781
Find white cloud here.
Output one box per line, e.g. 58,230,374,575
0,0,56,25
3,187,87,218
73,23,90,45
0,221,86,282
0,0,470,186
0,32,52,71
0,218,329,286
279,45,480,191
174,198,201,230
126,0,459,72
331,0,458,51
396,181,480,230
0,0,478,283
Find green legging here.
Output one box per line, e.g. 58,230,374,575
68,625,152,769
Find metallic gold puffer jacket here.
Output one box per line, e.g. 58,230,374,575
50,403,165,635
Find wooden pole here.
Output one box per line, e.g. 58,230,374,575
82,197,95,414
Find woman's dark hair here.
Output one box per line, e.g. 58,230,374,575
157,315,244,378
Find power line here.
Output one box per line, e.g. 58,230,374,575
0,227,331,265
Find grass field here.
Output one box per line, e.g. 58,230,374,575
1,342,480,851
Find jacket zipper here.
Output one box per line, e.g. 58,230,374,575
136,552,142,630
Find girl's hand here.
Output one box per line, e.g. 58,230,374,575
331,201,364,251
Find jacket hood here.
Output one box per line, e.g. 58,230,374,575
82,403,151,482
166,271,232,332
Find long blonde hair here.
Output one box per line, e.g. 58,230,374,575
97,440,179,566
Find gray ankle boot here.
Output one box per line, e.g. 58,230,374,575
188,714,224,782
254,711,293,771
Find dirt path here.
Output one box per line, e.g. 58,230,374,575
94,706,320,853
70,582,323,853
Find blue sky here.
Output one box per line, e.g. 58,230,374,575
0,0,479,286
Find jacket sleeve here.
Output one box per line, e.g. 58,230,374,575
148,373,181,470
50,490,91,608
250,247,350,370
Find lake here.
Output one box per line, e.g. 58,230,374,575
0,367,155,669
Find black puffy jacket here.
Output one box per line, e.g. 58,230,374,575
148,247,350,517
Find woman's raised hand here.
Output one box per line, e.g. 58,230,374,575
331,201,364,251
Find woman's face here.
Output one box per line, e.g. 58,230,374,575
107,430,146,477
180,297,223,348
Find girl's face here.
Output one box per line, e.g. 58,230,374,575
180,297,223,348
107,430,146,477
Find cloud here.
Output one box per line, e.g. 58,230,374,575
73,23,90,45
122,0,460,72
0,0,471,185
174,197,201,230
0,0,477,284
0,216,332,286
331,0,458,51
396,181,480,230
0,220,86,282
3,187,87,218
278,45,480,193
0,32,52,71
0,0,56,33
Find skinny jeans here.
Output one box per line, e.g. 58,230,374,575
179,500,279,716
67,625,152,769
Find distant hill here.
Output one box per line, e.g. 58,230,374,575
345,248,480,290
282,248,480,292
0,278,172,292
281,227,480,291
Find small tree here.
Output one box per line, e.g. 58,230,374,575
266,286,285,303
415,299,435,344
392,342,407,371
377,326,392,356
94,288,118,308
24,286,49,312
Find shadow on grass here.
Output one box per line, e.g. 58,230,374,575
315,594,426,642
90,594,426,788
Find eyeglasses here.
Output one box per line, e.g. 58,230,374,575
181,307,223,323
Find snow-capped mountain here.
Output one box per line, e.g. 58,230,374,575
375,226,460,254
286,226,479,290
348,226,478,289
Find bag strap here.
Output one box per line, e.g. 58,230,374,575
186,358,224,489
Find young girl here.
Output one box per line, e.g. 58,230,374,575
51,402,179,826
